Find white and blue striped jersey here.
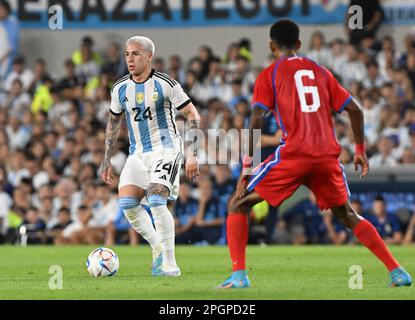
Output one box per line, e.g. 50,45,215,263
110,70,191,154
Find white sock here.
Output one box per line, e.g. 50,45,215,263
123,205,161,250
150,205,177,268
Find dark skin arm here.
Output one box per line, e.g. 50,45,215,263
236,107,265,199
344,98,369,178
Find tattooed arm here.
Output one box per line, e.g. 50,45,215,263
179,103,201,181
101,113,123,185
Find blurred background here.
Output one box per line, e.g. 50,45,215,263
1,0,415,247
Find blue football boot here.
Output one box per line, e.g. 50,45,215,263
151,246,163,276
152,264,181,276
389,266,412,287
218,270,250,289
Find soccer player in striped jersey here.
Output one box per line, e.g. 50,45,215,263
101,36,200,276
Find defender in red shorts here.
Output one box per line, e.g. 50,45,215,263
219,19,411,289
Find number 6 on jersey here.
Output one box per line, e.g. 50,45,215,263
294,69,321,113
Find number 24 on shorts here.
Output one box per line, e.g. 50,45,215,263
154,160,173,175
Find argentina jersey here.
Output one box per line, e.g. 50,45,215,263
110,69,191,154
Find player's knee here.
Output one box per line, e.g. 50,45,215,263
227,194,250,214
119,197,139,218
147,194,167,208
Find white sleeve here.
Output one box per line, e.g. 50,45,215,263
109,85,124,115
170,83,191,110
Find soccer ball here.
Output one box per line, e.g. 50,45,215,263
86,247,119,277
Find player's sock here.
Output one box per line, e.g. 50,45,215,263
148,195,177,268
353,219,400,272
227,213,249,272
119,197,160,250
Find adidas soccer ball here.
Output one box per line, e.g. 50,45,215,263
86,247,119,277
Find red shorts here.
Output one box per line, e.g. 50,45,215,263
246,148,350,210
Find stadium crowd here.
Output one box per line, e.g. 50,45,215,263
0,0,415,246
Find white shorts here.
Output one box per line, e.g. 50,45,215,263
119,146,183,200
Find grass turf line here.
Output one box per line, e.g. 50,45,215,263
0,245,413,299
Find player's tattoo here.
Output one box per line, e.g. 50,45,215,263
147,183,169,198
102,113,122,172
181,109,190,118
188,119,200,157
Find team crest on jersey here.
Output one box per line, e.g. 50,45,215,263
151,91,159,102
136,92,144,104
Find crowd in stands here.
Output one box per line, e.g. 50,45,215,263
0,0,415,246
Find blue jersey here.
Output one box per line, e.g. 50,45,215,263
203,196,225,222
364,213,401,238
175,197,198,226
110,70,191,154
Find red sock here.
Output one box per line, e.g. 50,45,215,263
226,213,249,272
353,219,400,272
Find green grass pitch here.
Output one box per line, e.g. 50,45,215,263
0,245,413,300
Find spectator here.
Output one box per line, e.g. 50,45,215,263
55,204,93,245
175,180,198,244
4,56,34,92
405,50,415,91
168,54,186,85
323,210,349,245
193,177,225,244
197,45,213,81
362,61,386,90
338,45,367,89
399,146,415,164
403,211,415,245
71,36,102,69
7,149,29,187
328,38,347,75
183,70,204,103
0,166,12,243
282,192,328,244
203,56,231,102
58,59,84,103
0,0,19,79
5,114,31,150
307,31,332,67
369,136,398,167
364,196,402,244
28,58,50,95
377,36,401,79
89,182,118,244
392,66,414,107
153,57,165,73
101,42,126,81
232,55,255,96
19,207,46,244
3,78,31,114
228,78,249,110
46,207,72,244
30,75,54,115
381,110,410,158
73,36,101,93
